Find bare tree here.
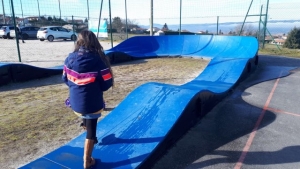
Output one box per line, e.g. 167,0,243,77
124,19,140,29
161,23,169,31
112,17,123,32
234,23,255,36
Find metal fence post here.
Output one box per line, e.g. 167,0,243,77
10,0,21,62
72,15,75,44
150,0,153,36
239,0,254,35
37,0,40,18
125,0,128,39
96,0,104,39
179,0,182,35
58,0,62,26
2,0,6,24
262,0,269,49
108,0,113,48
217,16,219,35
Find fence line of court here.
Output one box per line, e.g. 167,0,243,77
1,0,299,65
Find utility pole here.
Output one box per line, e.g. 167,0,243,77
1,0,5,24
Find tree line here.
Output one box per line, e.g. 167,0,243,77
284,27,300,49
23,14,300,49
109,16,140,32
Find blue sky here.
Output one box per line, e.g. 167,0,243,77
1,0,300,26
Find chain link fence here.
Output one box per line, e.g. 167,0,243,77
1,0,300,67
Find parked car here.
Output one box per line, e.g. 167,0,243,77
37,26,77,42
0,25,14,39
10,26,40,39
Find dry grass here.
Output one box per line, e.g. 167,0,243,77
0,57,208,169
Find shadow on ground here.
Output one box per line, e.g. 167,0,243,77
152,55,300,169
0,74,63,92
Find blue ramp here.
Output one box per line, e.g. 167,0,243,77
19,35,258,169
0,63,62,86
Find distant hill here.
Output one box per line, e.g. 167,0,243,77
141,20,300,35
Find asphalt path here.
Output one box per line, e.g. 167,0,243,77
154,55,300,169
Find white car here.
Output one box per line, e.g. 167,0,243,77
0,25,14,39
37,26,77,42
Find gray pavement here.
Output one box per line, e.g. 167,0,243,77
186,55,300,169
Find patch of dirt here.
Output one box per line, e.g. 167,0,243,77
0,57,209,169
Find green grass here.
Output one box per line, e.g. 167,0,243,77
259,44,300,58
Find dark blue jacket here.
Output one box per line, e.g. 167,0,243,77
62,47,113,114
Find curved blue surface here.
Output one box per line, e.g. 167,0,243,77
0,63,62,86
19,35,258,169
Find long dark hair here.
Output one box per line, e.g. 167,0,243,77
74,30,114,85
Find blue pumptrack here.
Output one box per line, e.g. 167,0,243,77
17,35,258,169
0,63,62,86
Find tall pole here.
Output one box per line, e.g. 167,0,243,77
10,0,21,62
1,0,5,24
108,0,113,48
179,0,181,35
262,0,269,48
150,0,153,36
258,5,263,45
239,0,254,35
125,0,128,39
72,15,75,43
216,16,219,35
87,0,89,21
8,0,12,16
58,0,61,22
96,0,103,38
37,0,40,18
20,0,24,25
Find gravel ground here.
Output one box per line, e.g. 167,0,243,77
0,38,118,68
